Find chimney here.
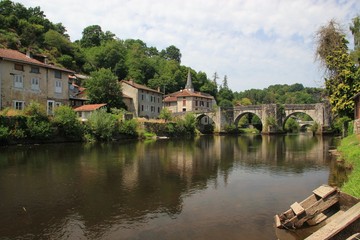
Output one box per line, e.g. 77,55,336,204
26,50,31,58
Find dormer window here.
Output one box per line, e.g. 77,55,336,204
14,64,24,71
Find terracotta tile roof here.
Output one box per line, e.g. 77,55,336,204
74,103,106,112
166,89,214,100
163,96,177,102
121,80,163,95
0,48,74,73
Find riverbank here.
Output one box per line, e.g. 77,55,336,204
338,134,360,198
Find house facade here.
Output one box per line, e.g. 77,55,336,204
121,80,163,119
163,71,216,113
69,74,88,108
0,49,73,115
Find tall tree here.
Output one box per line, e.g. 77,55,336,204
350,15,360,64
85,68,124,109
315,20,360,117
80,25,104,48
160,45,182,63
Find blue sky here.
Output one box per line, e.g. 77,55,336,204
17,0,360,92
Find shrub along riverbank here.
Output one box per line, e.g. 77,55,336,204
338,134,360,198
0,102,197,146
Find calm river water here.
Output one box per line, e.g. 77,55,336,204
0,134,344,240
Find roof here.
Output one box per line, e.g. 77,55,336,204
163,96,177,102
165,89,215,101
121,80,163,95
0,48,74,73
74,103,106,112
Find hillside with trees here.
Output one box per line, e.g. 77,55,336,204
2,0,358,110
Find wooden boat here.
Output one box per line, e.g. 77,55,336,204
274,185,360,240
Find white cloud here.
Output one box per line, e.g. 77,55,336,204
16,0,360,91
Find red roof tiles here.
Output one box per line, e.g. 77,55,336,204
0,48,74,73
74,104,106,112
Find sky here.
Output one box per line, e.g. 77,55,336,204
16,0,360,92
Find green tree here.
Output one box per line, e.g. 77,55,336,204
85,68,124,109
80,25,104,48
350,15,360,64
158,108,173,122
160,45,182,63
315,20,360,117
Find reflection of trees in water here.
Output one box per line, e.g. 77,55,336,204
0,135,340,239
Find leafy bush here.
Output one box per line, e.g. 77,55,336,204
0,125,10,141
87,108,116,141
158,108,173,122
53,106,83,138
284,117,299,133
169,113,197,137
26,116,54,139
224,123,238,133
118,119,138,136
24,101,48,121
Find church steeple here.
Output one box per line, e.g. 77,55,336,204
185,69,194,92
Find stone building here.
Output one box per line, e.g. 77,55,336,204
0,49,73,115
163,70,216,113
120,80,163,119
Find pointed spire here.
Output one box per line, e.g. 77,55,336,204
185,69,194,92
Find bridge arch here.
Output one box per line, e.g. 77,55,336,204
282,111,315,132
196,113,216,133
234,112,263,131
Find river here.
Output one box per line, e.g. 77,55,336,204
0,134,343,240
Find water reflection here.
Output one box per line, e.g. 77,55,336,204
0,135,343,239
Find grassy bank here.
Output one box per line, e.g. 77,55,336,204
338,134,360,197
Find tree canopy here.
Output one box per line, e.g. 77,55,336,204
85,68,124,110
315,19,360,118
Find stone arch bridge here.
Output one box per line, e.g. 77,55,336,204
192,103,332,134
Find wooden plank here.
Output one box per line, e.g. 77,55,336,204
313,185,336,199
306,213,327,226
346,233,360,240
291,202,305,215
274,214,282,228
305,202,360,240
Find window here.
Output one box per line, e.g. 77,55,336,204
141,95,144,100
207,102,209,108
55,102,62,107
55,80,62,93
31,77,40,90
54,70,62,79
141,105,144,111
47,100,55,115
158,107,160,113
14,75,23,88
30,66,40,73
183,100,186,106
195,100,198,106
14,101,24,110
14,64,24,71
